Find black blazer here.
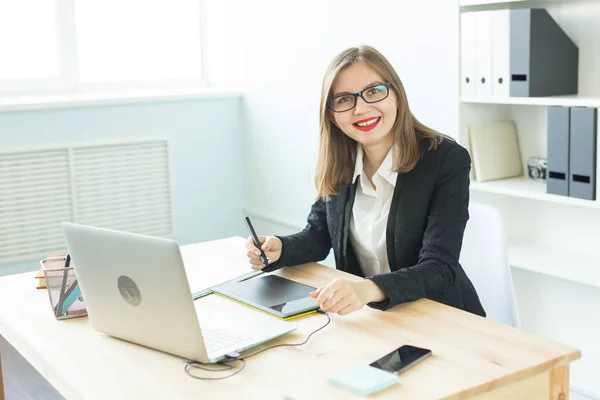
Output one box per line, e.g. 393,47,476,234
264,138,486,317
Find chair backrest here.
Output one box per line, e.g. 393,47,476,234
459,202,521,328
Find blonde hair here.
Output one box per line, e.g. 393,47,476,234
315,45,448,200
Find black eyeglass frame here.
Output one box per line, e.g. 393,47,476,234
327,82,392,113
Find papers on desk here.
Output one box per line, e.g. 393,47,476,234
35,267,47,289
190,270,263,299
180,239,264,299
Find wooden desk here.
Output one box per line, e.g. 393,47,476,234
0,237,580,399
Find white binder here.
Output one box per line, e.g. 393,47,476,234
460,12,476,97
474,11,493,97
491,10,510,97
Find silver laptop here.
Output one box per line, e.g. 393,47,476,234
61,222,295,364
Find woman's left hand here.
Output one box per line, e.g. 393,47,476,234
309,278,371,315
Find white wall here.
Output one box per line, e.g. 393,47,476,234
204,0,597,396
235,0,459,229
0,98,246,276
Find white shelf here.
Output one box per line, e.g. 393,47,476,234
460,0,600,293
460,0,527,5
470,177,600,209
461,95,600,108
509,240,600,289
460,0,584,7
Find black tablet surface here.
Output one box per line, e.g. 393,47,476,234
212,275,319,319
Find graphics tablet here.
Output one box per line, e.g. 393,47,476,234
212,275,319,320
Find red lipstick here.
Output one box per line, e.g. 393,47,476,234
353,117,381,132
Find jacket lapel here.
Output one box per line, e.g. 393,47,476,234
327,184,348,267
329,181,358,273
342,180,358,261
386,173,405,271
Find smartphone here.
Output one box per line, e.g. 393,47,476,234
369,345,432,374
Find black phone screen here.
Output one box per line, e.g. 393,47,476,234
369,345,432,374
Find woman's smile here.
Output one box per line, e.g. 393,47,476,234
353,116,381,131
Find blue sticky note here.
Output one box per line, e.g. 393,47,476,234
329,365,398,396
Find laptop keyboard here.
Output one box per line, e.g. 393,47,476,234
202,327,251,353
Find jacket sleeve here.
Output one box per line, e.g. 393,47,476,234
261,198,332,272
366,146,471,310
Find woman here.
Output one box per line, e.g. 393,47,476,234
246,46,485,318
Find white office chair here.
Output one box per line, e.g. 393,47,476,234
459,202,521,328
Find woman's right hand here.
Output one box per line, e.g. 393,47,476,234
246,236,283,270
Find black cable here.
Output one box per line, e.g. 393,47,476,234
233,310,330,360
184,359,245,380
184,310,330,380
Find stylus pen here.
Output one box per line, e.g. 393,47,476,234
244,216,269,267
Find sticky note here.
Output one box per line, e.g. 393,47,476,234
329,364,398,396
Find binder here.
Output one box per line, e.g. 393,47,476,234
510,8,578,97
546,106,570,197
491,10,510,97
474,11,493,97
569,107,597,200
460,12,476,97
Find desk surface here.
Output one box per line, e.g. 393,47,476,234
0,237,580,400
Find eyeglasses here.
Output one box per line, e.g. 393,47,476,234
327,82,391,113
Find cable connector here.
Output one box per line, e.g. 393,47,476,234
225,351,241,360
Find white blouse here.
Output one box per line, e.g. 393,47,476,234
349,145,398,277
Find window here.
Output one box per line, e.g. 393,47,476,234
0,0,62,91
0,0,204,95
75,0,203,84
